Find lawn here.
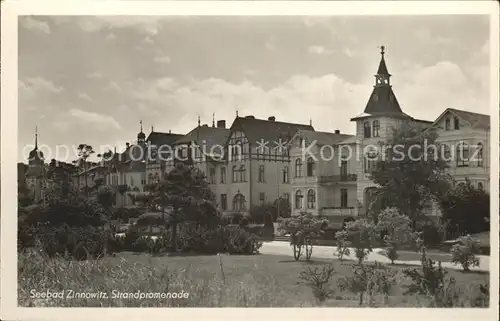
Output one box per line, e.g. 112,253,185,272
18,250,489,308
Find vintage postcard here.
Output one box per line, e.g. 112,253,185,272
1,1,499,320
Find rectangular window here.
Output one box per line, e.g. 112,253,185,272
130,176,134,186
220,194,227,211
259,192,265,205
340,160,348,180
220,167,226,184
340,189,348,208
209,168,216,184
141,172,146,185
258,165,265,182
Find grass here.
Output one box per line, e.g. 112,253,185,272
18,249,489,307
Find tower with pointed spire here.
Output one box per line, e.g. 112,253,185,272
137,120,146,145
26,127,46,202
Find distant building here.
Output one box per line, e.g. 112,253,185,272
288,46,490,228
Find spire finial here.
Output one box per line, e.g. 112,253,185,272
35,126,38,149
309,117,312,126
151,125,154,132
198,115,201,127
212,113,215,127
380,45,385,56
140,120,143,133
236,110,239,117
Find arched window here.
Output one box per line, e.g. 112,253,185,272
454,116,460,130
233,193,246,212
372,120,380,137
282,166,289,183
307,189,316,209
295,159,303,177
363,121,371,138
457,142,469,167
477,142,484,167
478,182,484,191
295,190,304,209
306,157,316,176
232,165,238,182
445,118,451,130
239,165,246,182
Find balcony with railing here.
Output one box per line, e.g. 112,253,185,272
320,207,356,217
318,173,357,185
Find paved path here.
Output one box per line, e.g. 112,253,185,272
260,241,490,272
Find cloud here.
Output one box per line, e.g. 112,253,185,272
20,16,51,34
19,77,63,95
308,45,334,55
153,55,172,64
74,16,163,35
104,81,122,92
52,121,71,132
87,72,104,79
106,32,117,41
265,37,276,51
78,92,95,102
69,109,121,130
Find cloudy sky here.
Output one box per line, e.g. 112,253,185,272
18,15,490,162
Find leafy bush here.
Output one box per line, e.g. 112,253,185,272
450,235,481,272
223,225,262,255
25,225,115,260
402,249,459,307
337,263,396,306
334,230,351,261
375,208,419,264
298,264,336,303
277,212,327,261
345,219,377,264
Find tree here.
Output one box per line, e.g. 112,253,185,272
450,235,481,272
369,122,451,227
73,144,95,196
345,219,377,264
375,208,420,264
277,212,327,261
150,163,218,251
440,179,489,239
250,197,291,225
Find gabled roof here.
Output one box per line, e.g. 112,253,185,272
175,125,231,150
229,116,314,146
146,131,184,148
292,130,354,147
428,108,490,131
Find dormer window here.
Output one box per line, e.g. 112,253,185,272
454,116,460,130
445,118,451,131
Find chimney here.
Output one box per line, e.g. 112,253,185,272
217,120,226,128
202,124,208,127
169,130,171,134
334,130,340,134
245,115,255,119
126,142,130,148
268,116,276,121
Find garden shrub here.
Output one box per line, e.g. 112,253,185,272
402,249,459,307
28,224,115,260
334,230,351,261
450,234,481,272
223,225,262,255
298,264,336,303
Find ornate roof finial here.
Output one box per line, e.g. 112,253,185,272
139,120,143,133
309,118,312,126
34,126,38,149
380,45,385,56
151,125,154,132
212,113,215,127
236,109,239,117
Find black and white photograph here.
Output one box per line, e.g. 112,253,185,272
1,1,499,320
